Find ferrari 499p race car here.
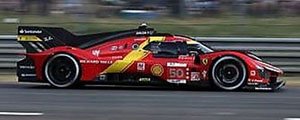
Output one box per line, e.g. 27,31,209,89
17,24,285,91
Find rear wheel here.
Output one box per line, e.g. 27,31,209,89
211,56,247,90
44,54,81,88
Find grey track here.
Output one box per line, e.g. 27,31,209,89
0,83,300,120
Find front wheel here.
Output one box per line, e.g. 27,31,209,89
44,53,81,88
211,56,247,90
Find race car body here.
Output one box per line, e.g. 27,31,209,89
17,25,285,90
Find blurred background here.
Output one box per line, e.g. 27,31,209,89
0,0,299,37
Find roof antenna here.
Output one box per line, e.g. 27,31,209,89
138,22,148,29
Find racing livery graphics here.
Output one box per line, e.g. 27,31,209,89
17,25,285,91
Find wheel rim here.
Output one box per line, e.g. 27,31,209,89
45,54,80,87
212,56,246,90
217,64,240,84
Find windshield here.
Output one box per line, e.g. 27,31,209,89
187,42,214,54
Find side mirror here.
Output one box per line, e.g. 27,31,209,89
189,51,201,64
194,55,201,64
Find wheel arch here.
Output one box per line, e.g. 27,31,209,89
208,54,249,88
42,52,82,86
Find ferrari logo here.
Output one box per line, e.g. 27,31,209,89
151,64,164,76
202,58,208,65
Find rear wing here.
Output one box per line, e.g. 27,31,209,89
17,26,77,53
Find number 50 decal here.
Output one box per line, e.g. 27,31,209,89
169,68,184,78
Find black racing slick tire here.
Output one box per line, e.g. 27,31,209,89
44,53,81,88
211,56,247,91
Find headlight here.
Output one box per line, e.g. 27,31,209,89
257,66,269,79
256,65,263,70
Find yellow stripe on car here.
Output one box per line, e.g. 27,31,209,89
102,36,165,73
186,40,199,44
17,35,42,42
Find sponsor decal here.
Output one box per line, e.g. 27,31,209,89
191,72,201,81
151,64,164,76
134,38,147,41
249,79,263,83
19,66,35,69
167,62,187,67
100,61,113,64
139,78,151,82
19,29,42,34
202,58,208,65
202,70,207,78
136,31,154,35
92,50,101,57
19,29,24,33
167,79,187,84
247,82,259,85
111,46,118,51
111,56,123,59
137,62,145,71
80,60,99,64
110,45,124,51
250,70,256,76
118,45,124,50
255,87,272,90
178,55,194,60
43,36,53,41
21,74,36,77
80,60,112,64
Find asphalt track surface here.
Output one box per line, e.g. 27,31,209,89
0,82,300,120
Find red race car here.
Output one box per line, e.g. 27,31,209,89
17,24,285,91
